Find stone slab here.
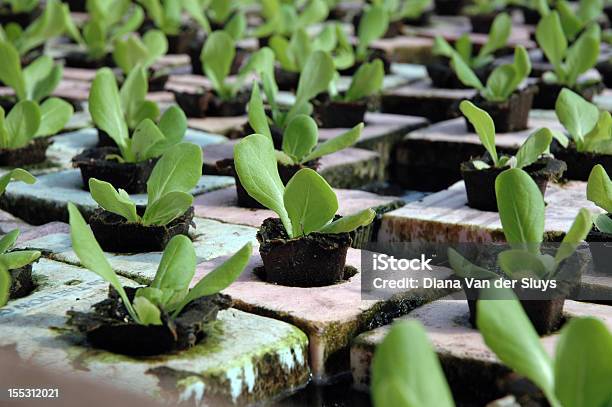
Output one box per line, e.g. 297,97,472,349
193,187,404,247
0,169,234,225
0,259,310,405
350,298,612,403
193,249,456,382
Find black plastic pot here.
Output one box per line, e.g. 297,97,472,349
434,0,466,15
0,138,52,166
596,60,612,88
257,217,352,287
465,86,537,133
427,59,492,89
550,141,612,181
89,206,194,253
67,286,231,356
313,94,368,128
173,89,249,118
532,80,604,110
460,157,567,212
72,147,158,194
9,264,35,300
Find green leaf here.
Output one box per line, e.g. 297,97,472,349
5,100,41,149
587,164,612,213
89,68,129,152
555,208,593,265
234,134,292,235
23,56,63,103
202,31,235,98
447,248,499,279
67,202,140,323
357,5,389,57
89,178,139,223
594,213,612,234
142,191,193,226
554,317,612,407
142,29,168,68
0,265,9,308
0,250,41,270
478,12,511,59
536,12,567,74
432,36,455,59
451,54,484,92
345,59,384,102
495,168,545,250
564,24,601,86
247,85,272,140
0,168,35,195
459,101,498,166
555,88,600,144
119,65,155,130
0,40,26,100
283,168,338,237
171,242,252,317
282,115,318,164
133,296,162,325
582,112,612,154
319,208,375,234
113,34,150,74
0,230,19,254
157,105,187,147
371,321,455,407
131,119,165,162
146,143,203,205
291,51,335,116
36,98,74,137
297,0,328,28
151,234,196,309
476,292,557,404
515,128,553,169
303,123,362,162
224,12,247,41
498,250,551,279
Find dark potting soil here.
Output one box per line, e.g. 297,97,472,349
257,217,352,287
173,88,249,118
217,159,320,209
313,94,368,129
518,6,540,25
460,157,566,212
9,264,36,300
0,6,38,27
434,0,466,15
403,11,432,27
62,51,113,70
353,13,405,39
233,120,285,149
89,206,195,253
587,220,612,276
469,12,500,34
275,67,300,92
72,147,158,194
426,59,492,90
64,0,87,12
532,81,604,110
465,85,537,133
67,286,232,356
0,138,52,167
166,25,199,55
550,141,612,181
596,60,612,88
338,49,392,76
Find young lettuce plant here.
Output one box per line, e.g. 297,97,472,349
366,0,433,23
477,289,612,407
252,0,329,40
587,164,612,234
332,59,385,103
464,0,508,15
555,88,612,154
207,0,246,40
555,0,604,41
137,0,211,36
88,143,202,227
536,11,601,88
234,133,375,239
89,68,187,163
452,45,532,102
355,4,389,62
433,12,511,70
248,85,363,165
1,0,39,14
67,203,251,326
112,30,168,76
460,100,558,170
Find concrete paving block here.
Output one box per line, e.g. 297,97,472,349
371,36,435,64
350,298,612,403
0,260,310,405
19,218,258,284
0,169,234,225
193,249,456,382
188,116,249,137
193,187,404,247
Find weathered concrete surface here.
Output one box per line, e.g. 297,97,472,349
0,170,234,225
193,187,404,248
391,112,563,191
188,116,249,137
350,298,612,403
0,259,310,405
19,218,257,284
193,249,456,382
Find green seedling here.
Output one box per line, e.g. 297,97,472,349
137,0,211,36
509,0,551,15
464,0,508,15
234,133,375,238
68,203,251,325
88,143,202,227
112,30,168,76
449,168,592,282
555,88,612,154
247,84,363,165
587,164,612,234
477,289,612,407
433,13,511,70
536,11,601,87
452,45,532,102
334,59,384,102
460,100,559,170
1,0,39,14
0,168,37,307
555,0,604,40
89,67,187,163
252,0,329,39
207,0,246,40
355,4,389,61
367,0,433,22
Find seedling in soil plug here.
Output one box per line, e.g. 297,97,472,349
477,290,612,407
252,0,329,40
1,0,39,14
355,4,389,62
137,0,211,36
112,30,168,76
587,164,612,234
371,321,455,407
554,0,604,41
449,168,593,333
67,202,251,354
464,0,508,16
207,0,246,40
334,59,385,103
0,168,37,308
